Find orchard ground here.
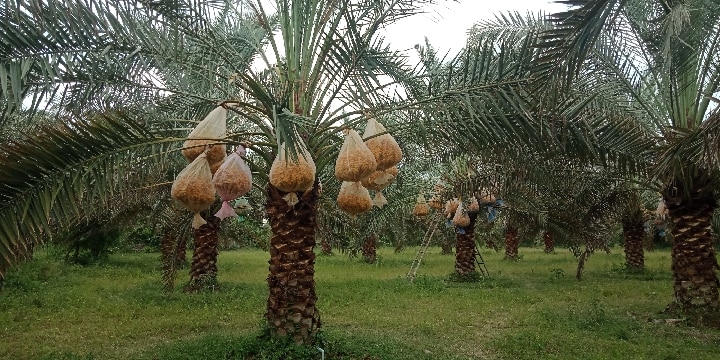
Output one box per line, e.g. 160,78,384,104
1,246,719,359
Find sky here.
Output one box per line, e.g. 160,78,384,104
382,0,568,57
252,0,567,71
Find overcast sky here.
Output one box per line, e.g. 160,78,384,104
382,0,568,56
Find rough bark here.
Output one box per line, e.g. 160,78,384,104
504,226,519,261
440,236,454,255
454,213,478,277
623,218,645,271
320,238,332,255
362,234,377,264
663,177,719,311
543,231,554,253
186,216,220,292
265,181,321,344
644,232,655,251
485,238,499,251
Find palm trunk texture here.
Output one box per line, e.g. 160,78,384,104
623,219,645,271
454,213,478,276
186,216,220,292
441,236,454,255
663,178,719,310
362,234,377,264
543,231,554,253
265,181,321,344
504,226,519,261
645,232,655,251
320,238,332,255
485,238,499,251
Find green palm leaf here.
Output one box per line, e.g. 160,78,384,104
0,113,182,278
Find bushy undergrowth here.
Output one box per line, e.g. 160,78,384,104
447,270,483,283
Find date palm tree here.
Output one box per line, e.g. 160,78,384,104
539,0,720,312
7,0,274,292
619,188,650,271
0,0,543,345
224,0,551,343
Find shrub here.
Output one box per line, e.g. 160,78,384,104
53,218,121,265
448,270,482,283
218,216,270,251
122,225,160,252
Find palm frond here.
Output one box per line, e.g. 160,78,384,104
536,0,624,89
0,112,182,278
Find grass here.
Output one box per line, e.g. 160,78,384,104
1,246,719,359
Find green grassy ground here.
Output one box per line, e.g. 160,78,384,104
1,246,719,359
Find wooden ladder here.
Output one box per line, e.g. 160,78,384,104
474,241,490,277
407,213,444,282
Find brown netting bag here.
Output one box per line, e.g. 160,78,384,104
362,166,398,208
477,188,496,204
182,106,227,165
433,181,445,194
444,198,460,219
363,118,402,171
386,166,399,177
412,193,430,217
468,196,480,212
269,141,316,206
428,181,445,209
212,146,253,220
337,181,372,216
335,129,377,182
171,153,217,228
452,203,470,228
428,195,444,209
209,154,227,175
372,191,387,208
656,199,668,219
269,141,316,193
361,166,398,191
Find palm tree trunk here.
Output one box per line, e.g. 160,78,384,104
440,236,454,255
663,177,719,310
623,218,645,271
504,226,519,261
362,234,377,264
543,231,554,253
320,238,332,255
186,216,220,293
265,181,321,345
485,238,499,251
454,213,478,277
645,230,655,251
